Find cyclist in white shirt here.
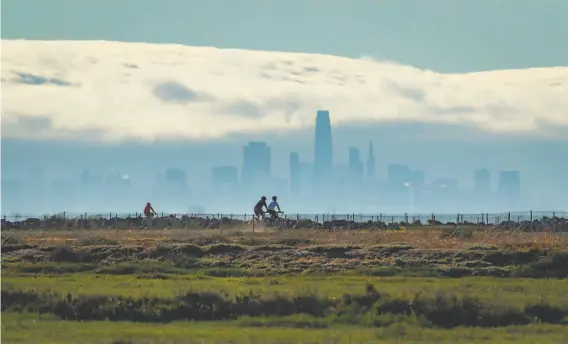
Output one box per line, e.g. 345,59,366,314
267,196,282,220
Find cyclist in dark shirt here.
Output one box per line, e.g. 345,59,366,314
254,196,268,220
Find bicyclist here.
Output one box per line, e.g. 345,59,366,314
144,202,156,218
267,196,282,221
254,196,268,220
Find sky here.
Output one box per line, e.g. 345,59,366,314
1,0,568,213
2,0,568,73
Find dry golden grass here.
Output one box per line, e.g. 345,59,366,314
6,226,568,250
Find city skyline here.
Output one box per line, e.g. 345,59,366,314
2,110,529,215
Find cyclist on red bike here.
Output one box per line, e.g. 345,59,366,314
254,196,268,220
267,196,282,221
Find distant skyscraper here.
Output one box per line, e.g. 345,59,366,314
165,169,187,189
408,170,425,187
242,141,271,186
211,166,238,190
289,152,301,194
366,141,375,181
314,110,333,183
498,170,521,204
387,164,410,187
348,147,364,184
474,169,491,195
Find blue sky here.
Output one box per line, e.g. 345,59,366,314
2,0,567,72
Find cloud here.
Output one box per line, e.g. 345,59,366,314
11,72,74,87
1,39,568,143
152,81,213,104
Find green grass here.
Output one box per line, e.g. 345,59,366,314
3,242,568,343
3,313,568,344
3,271,568,307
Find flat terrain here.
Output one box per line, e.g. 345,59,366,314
2,228,568,343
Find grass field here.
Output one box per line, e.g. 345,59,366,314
3,313,568,344
2,228,568,343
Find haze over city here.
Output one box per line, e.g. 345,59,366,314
2,0,567,215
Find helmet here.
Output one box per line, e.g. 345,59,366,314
146,202,151,205
261,196,267,201
272,196,277,201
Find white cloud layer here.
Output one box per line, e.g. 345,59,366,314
2,39,568,143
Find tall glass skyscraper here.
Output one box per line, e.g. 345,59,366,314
314,110,333,184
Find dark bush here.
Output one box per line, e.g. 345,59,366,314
51,246,84,262
277,238,313,246
525,302,567,323
2,287,567,328
482,250,540,266
253,244,295,251
204,243,249,255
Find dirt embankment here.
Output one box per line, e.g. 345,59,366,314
3,235,567,278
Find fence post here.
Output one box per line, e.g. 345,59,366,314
530,210,533,222
391,216,394,224
508,212,511,222
405,213,408,224
457,214,460,224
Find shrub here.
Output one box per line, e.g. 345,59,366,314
204,243,249,255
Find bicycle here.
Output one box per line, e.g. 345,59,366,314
266,211,286,231
252,211,285,231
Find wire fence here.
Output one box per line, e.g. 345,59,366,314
2,210,567,224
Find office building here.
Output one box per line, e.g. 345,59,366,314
387,164,410,188
289,152,301,194
474,169,491,195
366,140,375,181
242,141,271,186
498,170,521,203
313,110,333,184
348,147,364,184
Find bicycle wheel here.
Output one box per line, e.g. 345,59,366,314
274,219,285,231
